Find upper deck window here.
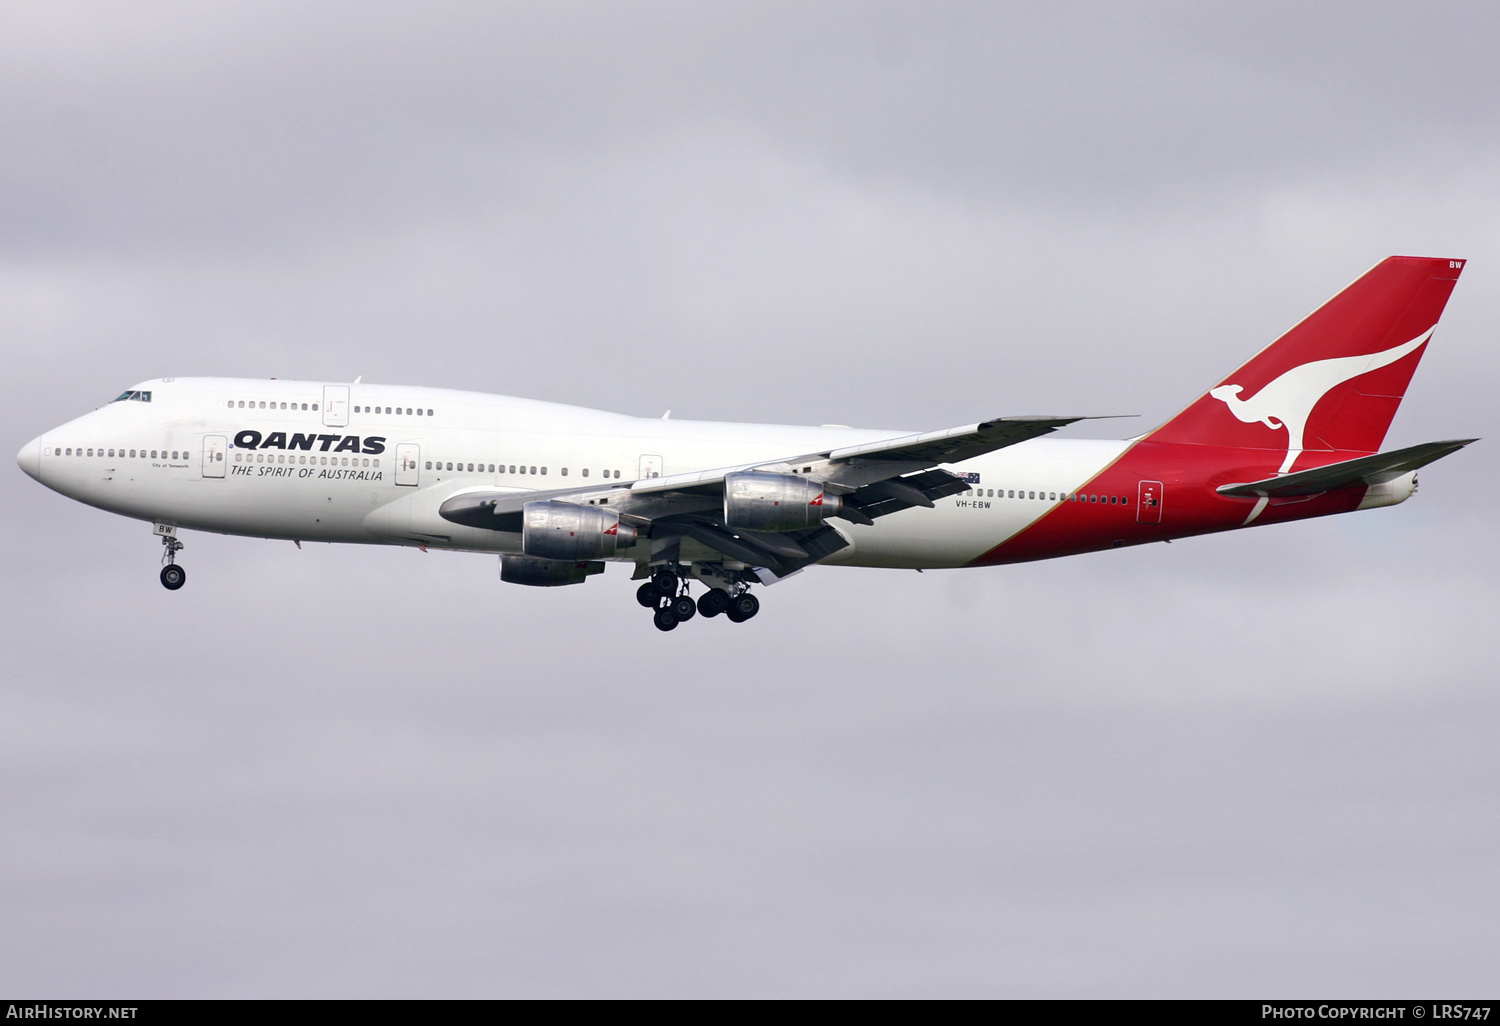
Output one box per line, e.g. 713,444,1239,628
111,390,152,403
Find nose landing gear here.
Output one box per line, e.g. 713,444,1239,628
157,525,186,591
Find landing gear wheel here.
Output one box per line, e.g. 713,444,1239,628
636,582,661,608
697,589,730,618
653,606,679,632
725,592,759,623
651,568,679,595
671,595,697,621
160,564,186,591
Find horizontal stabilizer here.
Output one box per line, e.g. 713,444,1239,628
1216,439,1476,498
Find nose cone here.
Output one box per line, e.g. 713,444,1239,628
17,436,42,482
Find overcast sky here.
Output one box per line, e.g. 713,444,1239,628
3,1,1498,998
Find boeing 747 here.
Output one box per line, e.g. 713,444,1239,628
17,256,1475,630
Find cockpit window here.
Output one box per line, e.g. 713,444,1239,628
111,390,152,403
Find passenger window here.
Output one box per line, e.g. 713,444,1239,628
425,461,431,469
541,467,547,475
312,403,319,410
562,468,568,476
582,469,589,478
427,409,433,416
614,470,620,479
529,466,536,474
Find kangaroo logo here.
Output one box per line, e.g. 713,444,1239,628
1209,327,1433,476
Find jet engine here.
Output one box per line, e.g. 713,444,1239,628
722,472,842,532
500,555,604,587
521,501,638,561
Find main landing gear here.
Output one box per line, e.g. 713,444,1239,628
158,527,186,591
638,566,759,632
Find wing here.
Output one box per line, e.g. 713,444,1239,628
440,414,1102,573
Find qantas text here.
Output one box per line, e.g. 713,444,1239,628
233,430,385,455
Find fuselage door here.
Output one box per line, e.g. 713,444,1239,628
639,454,663,479
395,443,420,487
323,385,350,427
202,435,227,478
1137,480,1163,524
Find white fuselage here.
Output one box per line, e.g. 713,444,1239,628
22,377,1128,570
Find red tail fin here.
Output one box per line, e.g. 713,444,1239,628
1147,256,1464,470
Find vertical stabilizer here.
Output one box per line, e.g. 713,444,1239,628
1147,257,1464,471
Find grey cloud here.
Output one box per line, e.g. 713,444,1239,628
5,2,1500,257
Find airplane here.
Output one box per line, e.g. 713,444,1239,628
16,255,1476,631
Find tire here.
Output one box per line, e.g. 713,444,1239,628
672,595,697,621
636,582,661,608
160,564,186,591
726,592,759,623
697,589,730,618
653,606,679,632
651,568,678,594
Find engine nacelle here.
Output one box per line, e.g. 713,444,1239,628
500,555,604,587
521,501,638,561
722,472,842,532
